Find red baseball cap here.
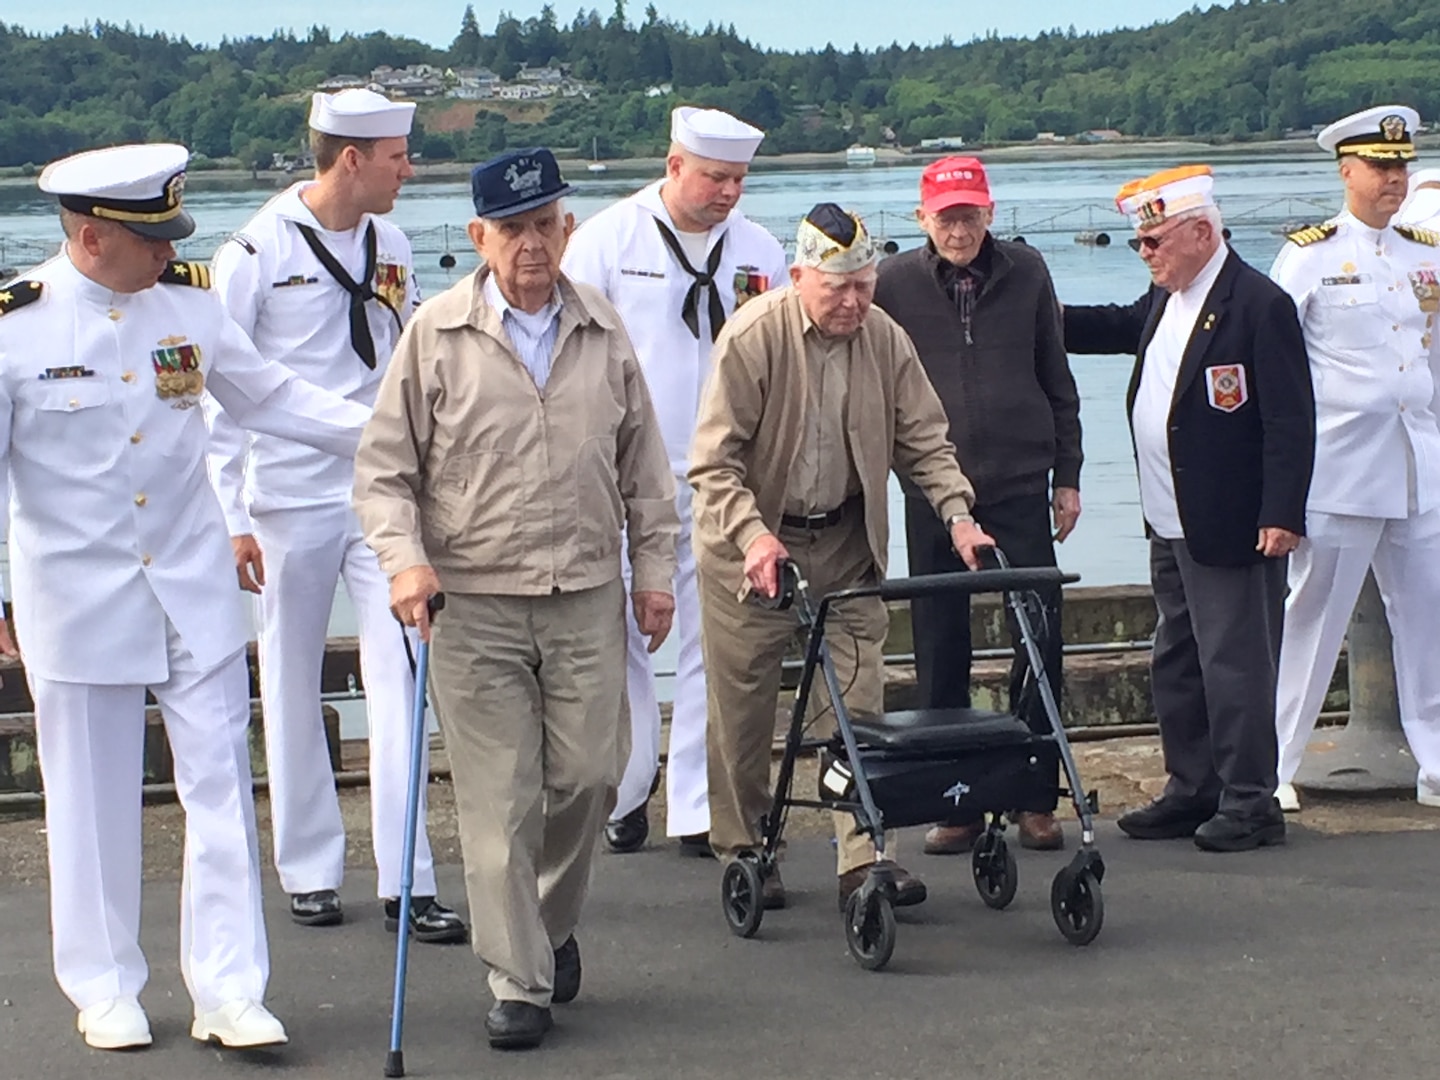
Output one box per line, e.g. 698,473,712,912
920,156,993,212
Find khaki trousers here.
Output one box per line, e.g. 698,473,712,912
428,579,626,1007
699,517,894,875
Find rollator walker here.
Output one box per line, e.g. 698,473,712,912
719,551,1106,970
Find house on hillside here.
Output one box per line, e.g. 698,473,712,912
448,67,500,100
645,83,673,98
498,84,546,101
317,74,366,90
368,65,444,99
1076,128,1123,143
517,65,565,84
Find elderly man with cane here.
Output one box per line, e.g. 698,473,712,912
354,147,678,1051
690,203,993,912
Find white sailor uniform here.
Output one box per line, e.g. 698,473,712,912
1270,212,1440,802
562,180,787,839
206,181,431,901
0,252,369,1016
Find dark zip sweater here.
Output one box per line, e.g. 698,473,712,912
874,236,1082,507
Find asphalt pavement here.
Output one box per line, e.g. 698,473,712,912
1,821,1437,1079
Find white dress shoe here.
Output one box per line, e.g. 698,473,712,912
1417,790,1440,809
1276,783,1301,813
190,999,288,1048
77,997,152,1050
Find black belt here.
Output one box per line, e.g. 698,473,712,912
781,495,860,531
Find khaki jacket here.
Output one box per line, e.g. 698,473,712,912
354,268,678,597
688,286,975,591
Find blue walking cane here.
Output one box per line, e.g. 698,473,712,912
385,592,444,1079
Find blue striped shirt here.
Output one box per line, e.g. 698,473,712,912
483,273,562,391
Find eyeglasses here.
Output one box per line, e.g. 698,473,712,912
1127,233,1170,253
930,208,990,233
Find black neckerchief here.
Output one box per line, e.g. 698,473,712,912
653,218,727,341
294,221,401,368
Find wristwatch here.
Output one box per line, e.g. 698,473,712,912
945,514,971,528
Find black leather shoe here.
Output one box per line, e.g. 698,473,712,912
1194,807,1286,852
1117,795,1218,840
384,896,468,944
552,936,581,1004
677,833,715,858
290,889,343,927
604,804,649,853
485,1000,552,1050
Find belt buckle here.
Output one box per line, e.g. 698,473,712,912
805,511,829,529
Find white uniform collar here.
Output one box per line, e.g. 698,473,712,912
634,178,734,240
59,246,131,306
274,180,371,236
1337,206,1387,246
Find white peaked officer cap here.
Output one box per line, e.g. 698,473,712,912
310,88,416,138
670,106,765,163
38,142,194,241
1316,104,1419,162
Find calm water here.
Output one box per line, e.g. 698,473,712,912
0,153,1348,708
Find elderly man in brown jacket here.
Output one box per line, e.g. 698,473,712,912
690,203,993,913
353,149,678,1051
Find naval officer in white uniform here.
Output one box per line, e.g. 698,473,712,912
0,143,372,1051
1269,105,1440,812
562,106,787,854
206,90,465,942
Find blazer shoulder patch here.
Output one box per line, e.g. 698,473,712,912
1285,222,1338,248
158,260,212,289
0,279,44,316
1395,224,1440,247
227,232,259,255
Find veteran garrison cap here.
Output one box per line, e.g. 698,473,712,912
794,202,877,273
1317,105,1420,163
38,143,194,241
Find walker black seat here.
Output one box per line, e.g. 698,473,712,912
849,708,1034,754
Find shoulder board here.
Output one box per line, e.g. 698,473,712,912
0,279,44,316
158,260,212,289
227,232,259,256
1395,224,1440,247
1285,222,1338,248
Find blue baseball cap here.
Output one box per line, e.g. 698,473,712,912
470,148,574,219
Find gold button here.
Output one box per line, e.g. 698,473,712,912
134,493,147,506
130,432,143,444
141,554,152,567
1400,403,1407,412
121,372,136,384
107,309,122,321
1393,325,1400,331
67,398,79,408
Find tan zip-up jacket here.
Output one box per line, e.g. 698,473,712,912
354,267,678,597
688,286,975,592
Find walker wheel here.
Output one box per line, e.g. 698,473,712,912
1050,866,1104,946
844,889,896,971
721,856,765,938
972,832,1019,910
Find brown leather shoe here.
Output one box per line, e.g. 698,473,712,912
761,865,786,910
923,820,985,855
1016,811,1065,851
837,862,928,913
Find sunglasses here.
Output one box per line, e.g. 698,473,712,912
1127,233,1171,253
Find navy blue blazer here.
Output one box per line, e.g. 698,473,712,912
1063,248,1315,567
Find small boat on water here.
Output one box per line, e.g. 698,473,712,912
587,136,607,174
846,145,877,166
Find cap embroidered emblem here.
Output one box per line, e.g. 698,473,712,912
1382,114,1408,141
505,160,543,194
165,171,186,208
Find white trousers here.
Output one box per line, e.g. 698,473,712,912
31,627,268,1013
251,502,436,898
1276,508,1440,796
614,483,710,836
